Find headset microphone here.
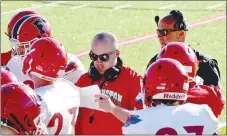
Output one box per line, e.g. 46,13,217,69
155,16,159,26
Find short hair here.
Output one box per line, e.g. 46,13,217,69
91,32,119,49
161,10,188,30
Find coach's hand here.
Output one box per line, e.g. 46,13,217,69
95,94,116,113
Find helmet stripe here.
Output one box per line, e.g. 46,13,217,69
12,14,34,39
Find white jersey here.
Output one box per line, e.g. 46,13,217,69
62,53,85,84
6,56,32,83
122,103,220,135
6,53,85,86
35,78,80,135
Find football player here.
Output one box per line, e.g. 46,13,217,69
1,10,85,87
95,58,220,134
22,37,80,135
1,82,47,135
1,10,39,66
155,42,225,117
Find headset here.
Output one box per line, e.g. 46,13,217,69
155,10,188,31
169,10,188,30
88,57,123,82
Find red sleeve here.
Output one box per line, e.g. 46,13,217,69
187,85,225,117
1,50,12,66
75,73,90,87
74,73,90,134
128,73,144,110
205,85,225,117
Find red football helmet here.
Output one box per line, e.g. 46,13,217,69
1,67,18,85
22,37,67,81
1,83,46,135
7,10,39,36
144,58,189,101
157,42,198,78
7,11,51,57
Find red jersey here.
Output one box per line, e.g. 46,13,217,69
187,85,225,117
74,66,144,135
1,50,12,66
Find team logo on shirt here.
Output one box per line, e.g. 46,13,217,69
100,89,122,106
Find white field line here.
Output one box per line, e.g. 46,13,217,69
1,1,67,15
113,5,131,10
159,4,176,10
71,4,89,10
206,4,224,9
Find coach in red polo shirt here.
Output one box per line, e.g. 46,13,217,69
74,32,144,134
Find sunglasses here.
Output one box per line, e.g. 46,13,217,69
156,29,182,36
89,50,116,62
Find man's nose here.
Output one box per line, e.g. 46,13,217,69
96,57,103,63
157,33,163,38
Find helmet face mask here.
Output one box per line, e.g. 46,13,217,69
10,37,38,57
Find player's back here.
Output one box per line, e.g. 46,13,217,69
122,103,219,135
35,78,80,135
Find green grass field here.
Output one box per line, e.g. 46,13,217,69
1,1,226,134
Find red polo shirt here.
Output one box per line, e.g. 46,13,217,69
74,66,144,134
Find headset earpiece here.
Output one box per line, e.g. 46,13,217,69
88,62,102,80
103,66,121,81
88,57,123,81
169,10,187,30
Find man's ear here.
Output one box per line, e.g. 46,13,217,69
178,31,185,41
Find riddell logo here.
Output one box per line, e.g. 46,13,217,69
41,76,53,81
163,93,185,99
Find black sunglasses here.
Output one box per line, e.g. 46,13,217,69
156,29,183,36
89,50,116,62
